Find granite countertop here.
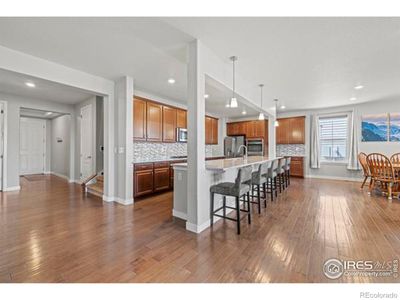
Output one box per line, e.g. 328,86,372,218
133,156,224,164
173,156,282,172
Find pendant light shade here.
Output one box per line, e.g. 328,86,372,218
230,56,238,108
258,84,265,120
274,99,279,127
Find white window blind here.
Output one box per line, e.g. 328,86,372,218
319,115,348,162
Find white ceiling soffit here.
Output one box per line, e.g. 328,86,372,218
20,107,64,119
0,68,95,104
164,17,400,111
0,17,191,104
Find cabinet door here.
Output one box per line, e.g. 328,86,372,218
162,106,176,142
154,167,170,191
254,120,266,138
276,118,290,144
146,102,163,142
289,117,305,144
133,98,147,141
238,121,247,136
290,157,304,177
176,109,187,128
211,118,218,144
226,123,234,136
246,121,255,138
134,170,154,197
205,116,212,144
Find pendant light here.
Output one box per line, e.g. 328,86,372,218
258,84,265,120
274,99,280,127
229,56,238,108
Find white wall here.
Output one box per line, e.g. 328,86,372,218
50,114,71,178
278,97,400,181
0,92,75,189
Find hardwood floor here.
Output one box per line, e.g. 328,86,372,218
0,175,399,283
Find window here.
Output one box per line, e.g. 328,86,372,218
319,115,348,162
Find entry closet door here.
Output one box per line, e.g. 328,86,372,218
20,117,46,175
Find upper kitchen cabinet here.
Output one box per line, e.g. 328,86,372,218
205,116,218,145
227,120,267,139
133,97,147,141
146,102,163,142
276,116,305,144
162,106,176,142
176,109,187,128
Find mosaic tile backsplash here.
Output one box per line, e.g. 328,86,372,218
133,142,223,162
276,144,306,156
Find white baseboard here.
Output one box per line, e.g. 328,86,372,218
172,209,187,220
305,174,363,182
186,221,210,234
102,195,114,202
114,197,133,205
50,172,70,181
4,185,21,192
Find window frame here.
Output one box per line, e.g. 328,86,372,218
318,112,351,165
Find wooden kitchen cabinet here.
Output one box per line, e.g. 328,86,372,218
205,116,218,145
146,102,163,142
289,156,304,177
162,106,176,142
276,118,290,144
134,163,154,197
176,109,187,128
133,97,147,141
276,116,305,144
154,166,170,192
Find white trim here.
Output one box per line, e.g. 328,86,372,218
0,101,7,191
102,195,114,202
4,185,21,192
50,171,70,181
186,221,210,234
306,174,363,182
172,209,187,220
114,197,133,205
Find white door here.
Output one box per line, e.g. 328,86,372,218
20,117,46,175
80,104,93,179
0,103,4,190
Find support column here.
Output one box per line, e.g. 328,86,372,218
268,115,276,158
186,40,208,232
102,93,115,202
113,76,134,205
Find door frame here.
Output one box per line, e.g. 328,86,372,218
19,117,47,176
80,103,94,180
0,101,7,191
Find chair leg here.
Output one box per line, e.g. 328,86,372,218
270,178,274,202
210,192,214,227
288,170,291,185
274,177,278,197
235,196,240,235
279,174,282,193
247,192,251,224
361,176,368,189
257,184,261,214
223,196,226,217
263,182,267,208
368,179,375,195
388,183,393,200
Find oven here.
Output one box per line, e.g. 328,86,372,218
176,128,188,142
247,139,264,156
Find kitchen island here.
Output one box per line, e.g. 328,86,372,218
172,156,280,233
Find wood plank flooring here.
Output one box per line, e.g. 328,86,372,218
0,175,399,283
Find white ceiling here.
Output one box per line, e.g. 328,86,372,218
0,17,400,113
0,69,94,104
165,17,400,112
20,107,64,119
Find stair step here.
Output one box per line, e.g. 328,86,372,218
96,175,104,183
87,182,103,198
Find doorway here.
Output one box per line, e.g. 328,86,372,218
80,103,94,179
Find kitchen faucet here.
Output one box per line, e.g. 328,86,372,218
237,145,248,160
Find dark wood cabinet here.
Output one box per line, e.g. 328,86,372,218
176,109,187,128
289,156,304,177
134,163,154,197
205,116,218,145
162,106,176,142
276,116,305,144
154,167,170,192
133,98,147,141
146,102,163,142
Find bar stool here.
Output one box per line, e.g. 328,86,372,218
250,162,270,213
210,166,252,235
284,157,291,187
266,159,279,201
277,158,286,193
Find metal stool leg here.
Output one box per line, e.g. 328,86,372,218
210,192,214,227
247,192,251,224
263,182,267,207
235,196,240,235
257,184,261,214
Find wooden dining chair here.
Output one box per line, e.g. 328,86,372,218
367,153,399,200
390,153,400,165
358,152,371,189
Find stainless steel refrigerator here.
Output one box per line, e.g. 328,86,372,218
224,135,246,158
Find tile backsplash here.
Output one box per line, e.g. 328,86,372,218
133,142,223,162
276,144,306,156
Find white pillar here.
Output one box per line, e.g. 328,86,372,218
113,76,134,205
268,115,276,157
102,93,115,202
186,40,208,232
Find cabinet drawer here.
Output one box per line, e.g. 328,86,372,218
154,161,169,169
134,163,153,171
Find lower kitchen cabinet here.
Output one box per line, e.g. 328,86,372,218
134,164,154,197
289,156,304,178
154,166,170,192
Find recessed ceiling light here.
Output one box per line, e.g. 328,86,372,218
354,85,364,90
280,105,286,109
204,94,209,99
25,82,35,88
45,112,53,116
225,103,230,108
350,97,357,101
242,110,247,115
167,78,175,84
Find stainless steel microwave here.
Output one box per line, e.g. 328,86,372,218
176,128,188,142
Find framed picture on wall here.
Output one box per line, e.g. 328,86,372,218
389,113,400,141
361,113,389,142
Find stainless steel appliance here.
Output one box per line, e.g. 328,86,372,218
224,135,245,158
247,138,264,156
176,128,187,142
